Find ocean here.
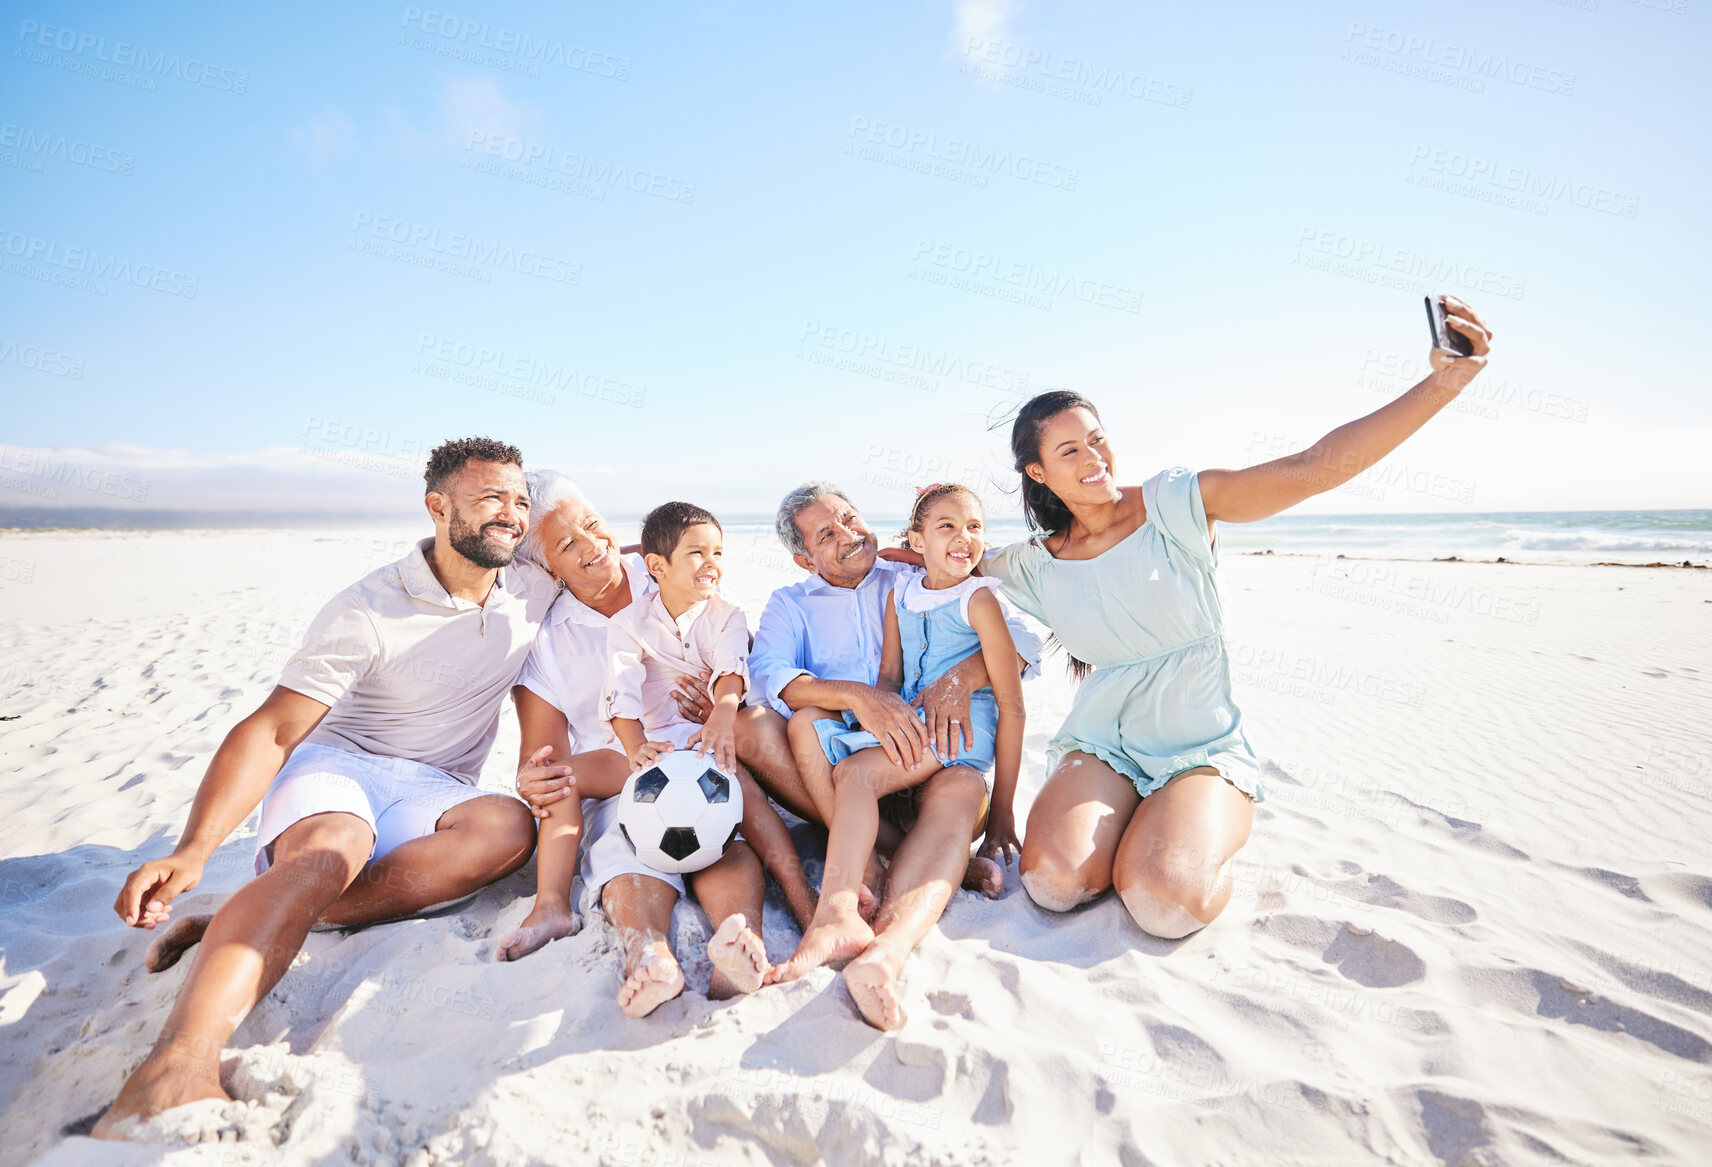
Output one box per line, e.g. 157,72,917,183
3,508,1709,567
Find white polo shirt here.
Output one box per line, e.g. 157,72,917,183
279,537,557,782
514,553,655,749
603,591,749,737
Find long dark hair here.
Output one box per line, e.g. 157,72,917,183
1009,390,1102,680
1011,390,1101,535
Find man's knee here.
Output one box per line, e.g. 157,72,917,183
268,812,375,896
442,796,537,869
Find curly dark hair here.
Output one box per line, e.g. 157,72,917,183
640,501,721,562
423,436,524,495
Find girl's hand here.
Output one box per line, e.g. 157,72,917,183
516,744,578,820
1427,295,1493,393
629,741,673,772
688,707,738,774
978,809,1020,868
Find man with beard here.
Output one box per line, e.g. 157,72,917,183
94,437,555,1141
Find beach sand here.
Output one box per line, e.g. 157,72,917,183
1,528,1709,1165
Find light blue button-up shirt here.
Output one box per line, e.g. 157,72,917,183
748,559,1041,718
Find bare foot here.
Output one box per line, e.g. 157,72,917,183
856,883,882,921
765,910,875,984
707,914,771,998
843,944,908,1031
962,855,1003,899
91,1056,230,1141
617,941,684,1018
859,850,888,921
143,915,214,973
494,901,582,962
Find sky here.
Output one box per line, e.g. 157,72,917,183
2,0,1708,520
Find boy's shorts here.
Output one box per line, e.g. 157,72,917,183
578,793,687,917
254,742,493,882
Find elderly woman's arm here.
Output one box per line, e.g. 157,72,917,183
513,686,578,819
1200,296,1493,525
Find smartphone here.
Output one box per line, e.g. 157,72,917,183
1425,295,1473,357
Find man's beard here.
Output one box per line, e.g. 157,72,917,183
448,508,522,569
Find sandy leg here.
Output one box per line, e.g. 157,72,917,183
143,915,214,973
494,899,582,962
843,937,910,1031
706,913,771,998
91,1055,231,1141
618,940,685,1019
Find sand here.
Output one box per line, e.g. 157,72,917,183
1,527,1709,1165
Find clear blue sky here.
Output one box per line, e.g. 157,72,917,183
3,0,1707,518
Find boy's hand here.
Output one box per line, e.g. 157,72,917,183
977,808,1020,869
629,741,674,772
115,852,206,929
688,706,738,774
516,744,578,820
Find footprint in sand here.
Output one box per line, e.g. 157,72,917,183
1323,924,1426,988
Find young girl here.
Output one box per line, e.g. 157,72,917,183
770,484,1024,1028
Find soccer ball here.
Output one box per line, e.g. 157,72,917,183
615,751,745,875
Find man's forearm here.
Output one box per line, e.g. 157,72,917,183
778,674,879,714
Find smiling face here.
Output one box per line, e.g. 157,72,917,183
647,522,724,611
535,496,622,596
435,459,530,570
792,494,876,588
908,490,985,584
1025,406,1121,511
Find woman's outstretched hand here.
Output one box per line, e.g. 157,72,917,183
1429,295,1493,393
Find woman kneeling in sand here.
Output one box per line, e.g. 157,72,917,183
982,297,1492,938
494,471,817,1016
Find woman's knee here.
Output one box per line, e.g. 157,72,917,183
1018,834,1111,913
1114,861,1230,939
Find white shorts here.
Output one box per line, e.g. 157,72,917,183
578,793,685,917
254,743,493,877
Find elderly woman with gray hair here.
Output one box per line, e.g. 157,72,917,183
497,470,817,1017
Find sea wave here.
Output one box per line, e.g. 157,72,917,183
1502,530,1712,553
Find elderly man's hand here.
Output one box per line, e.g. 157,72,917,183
516,745,577,820
849,687,931,769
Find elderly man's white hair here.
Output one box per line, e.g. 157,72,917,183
519,468,591,572
775,480,855,556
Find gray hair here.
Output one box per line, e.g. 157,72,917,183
520,468,591,571
775,480,854,556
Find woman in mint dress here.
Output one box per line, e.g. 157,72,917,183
984,296,1493,939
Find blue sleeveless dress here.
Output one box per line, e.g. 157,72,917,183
819,577,1002,776
981,468,1263,801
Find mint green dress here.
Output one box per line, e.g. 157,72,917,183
981,468,1263,801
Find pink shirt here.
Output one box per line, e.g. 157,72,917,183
602,592,749,738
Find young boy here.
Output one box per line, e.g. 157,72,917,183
600,502,817,1001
